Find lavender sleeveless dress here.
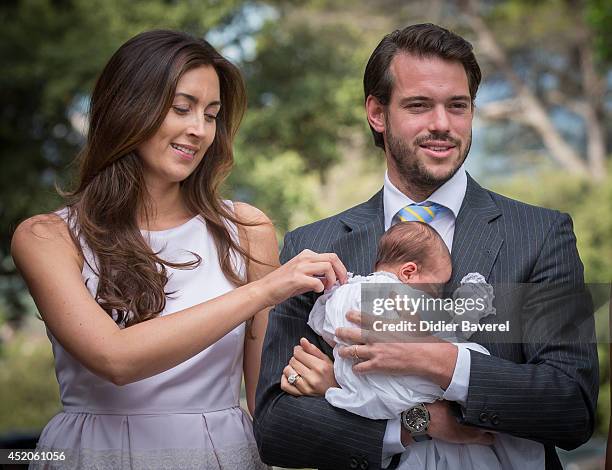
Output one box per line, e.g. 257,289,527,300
32,207,268,469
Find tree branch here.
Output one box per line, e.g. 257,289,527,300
477,98,524,122
574,0,607,179
460,0,591,176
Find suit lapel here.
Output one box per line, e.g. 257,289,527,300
450,175,503,284
334,190,385,275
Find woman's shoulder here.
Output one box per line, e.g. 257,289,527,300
13,212,71,241
231,201,272,226
11,212,78,260
230,202,278,268
231,201,275,241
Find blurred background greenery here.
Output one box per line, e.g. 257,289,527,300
1,0,610,466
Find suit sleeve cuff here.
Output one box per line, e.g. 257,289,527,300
381,417,406,468
441,343,471,406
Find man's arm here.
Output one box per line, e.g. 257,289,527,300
334,212,598,451
254,231,388,470
459,212,599,449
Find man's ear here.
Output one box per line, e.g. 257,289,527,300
398,261,418,283
366,95,386,133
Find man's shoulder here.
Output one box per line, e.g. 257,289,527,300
286,206,354,242
484,186,564,222
467,174,563,221
284,196,379,250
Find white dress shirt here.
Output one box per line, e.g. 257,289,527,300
381,166,472,466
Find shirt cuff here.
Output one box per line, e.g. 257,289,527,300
441,344,471,406
381,417,406,468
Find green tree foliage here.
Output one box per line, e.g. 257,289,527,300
227,10,368,231
229,149,323,232
0,329,59,433
240,19,364,176
585,0,612,64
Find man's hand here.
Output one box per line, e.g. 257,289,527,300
401,401,495,446
335,310,458,389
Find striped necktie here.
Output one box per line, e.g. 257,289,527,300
393,202,444,225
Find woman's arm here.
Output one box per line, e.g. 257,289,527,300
234,202,278,415
244,308,269,415
11,212,346,386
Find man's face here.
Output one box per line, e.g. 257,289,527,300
381,53,473,196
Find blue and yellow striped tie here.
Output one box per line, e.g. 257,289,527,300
393,202,444,225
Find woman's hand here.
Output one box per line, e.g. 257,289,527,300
256,249,347,307
280,338,339,397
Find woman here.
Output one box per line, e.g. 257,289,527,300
11,30,346,469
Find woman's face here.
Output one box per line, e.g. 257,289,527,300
137,65,221,187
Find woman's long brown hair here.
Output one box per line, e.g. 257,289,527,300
62,30,253,327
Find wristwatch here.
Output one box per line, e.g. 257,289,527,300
400,403,432,442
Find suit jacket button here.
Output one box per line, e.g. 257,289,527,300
349,457,359,469
479,412,489,423
491,414,500,425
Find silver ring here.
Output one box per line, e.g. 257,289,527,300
288,373,300,385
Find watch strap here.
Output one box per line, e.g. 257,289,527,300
411,433,432,442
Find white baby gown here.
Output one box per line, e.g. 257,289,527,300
307,272,545,470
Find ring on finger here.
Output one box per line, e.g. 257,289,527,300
351,345,360,361
287,373,301,385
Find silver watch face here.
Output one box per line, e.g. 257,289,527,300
406,407,429,432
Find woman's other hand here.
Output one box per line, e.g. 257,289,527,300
280,338,338,397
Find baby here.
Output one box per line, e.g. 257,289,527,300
307,221,544,470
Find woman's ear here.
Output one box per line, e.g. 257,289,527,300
398,261,418,283
365,95,386,133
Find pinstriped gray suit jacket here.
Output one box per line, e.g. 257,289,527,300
254,174,598,470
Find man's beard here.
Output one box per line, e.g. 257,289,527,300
386,123,471,194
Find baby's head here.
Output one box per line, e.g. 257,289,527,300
374,222,452,295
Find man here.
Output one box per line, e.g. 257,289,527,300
254,23,598,469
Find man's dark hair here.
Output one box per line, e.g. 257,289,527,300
364,23,482,150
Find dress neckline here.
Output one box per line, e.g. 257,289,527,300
140,215,201,235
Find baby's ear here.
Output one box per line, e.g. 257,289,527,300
398,261,418,282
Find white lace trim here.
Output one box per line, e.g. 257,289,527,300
30,444,269,470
